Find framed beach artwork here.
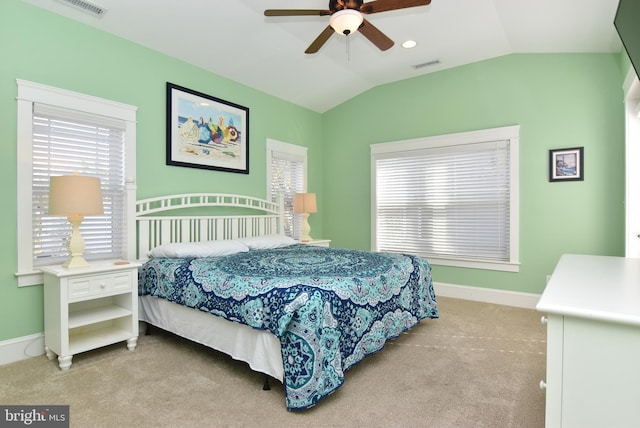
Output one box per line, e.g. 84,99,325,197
166,82,249,174
549,147,583,182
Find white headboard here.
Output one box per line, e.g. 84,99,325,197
135,193,284,260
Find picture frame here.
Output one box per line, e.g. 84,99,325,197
549,147,583,182
166,82,249,174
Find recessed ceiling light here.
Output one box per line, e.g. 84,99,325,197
402,40,417,49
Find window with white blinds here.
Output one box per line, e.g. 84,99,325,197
266,139,307,239
16,79,137,286
371,126,520,272
32,105,126,266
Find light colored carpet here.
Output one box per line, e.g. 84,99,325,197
0,297,546,427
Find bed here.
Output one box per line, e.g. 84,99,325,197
135,193,439,410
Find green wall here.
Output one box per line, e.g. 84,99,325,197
322,53,626,294
0,0,627,344
0,1,323,342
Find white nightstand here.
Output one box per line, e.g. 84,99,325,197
41,260,141,370
301,239,331,247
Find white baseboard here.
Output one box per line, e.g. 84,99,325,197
434,281,541,310
0,333,45,366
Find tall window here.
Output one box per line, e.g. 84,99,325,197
266,139,308,239
371,126,519,272
16,80,137,286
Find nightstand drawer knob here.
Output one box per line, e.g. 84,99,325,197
100,282,106,289
539,380,547,390
540,316,547,325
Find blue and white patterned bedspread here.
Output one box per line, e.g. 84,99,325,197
138,244,438,410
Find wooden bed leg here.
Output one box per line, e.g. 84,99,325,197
262,375,271,391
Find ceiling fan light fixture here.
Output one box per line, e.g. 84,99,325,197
329,9,363,35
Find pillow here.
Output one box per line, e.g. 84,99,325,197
237,234,297,250
148,240,249,258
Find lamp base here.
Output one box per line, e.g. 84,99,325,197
300,213,312,242
63,255,90,269
63,214,89,269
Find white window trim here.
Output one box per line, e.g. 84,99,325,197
266,138,308,195
370,125,520,272
14,79,137,286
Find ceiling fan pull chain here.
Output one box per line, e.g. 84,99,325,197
347,34,351,61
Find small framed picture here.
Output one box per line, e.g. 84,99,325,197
549,147,583,182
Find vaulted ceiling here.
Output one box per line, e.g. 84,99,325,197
22,0,623,113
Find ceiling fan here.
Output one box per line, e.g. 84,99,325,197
265,0,432,54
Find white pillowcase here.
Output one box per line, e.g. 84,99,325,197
237,234,297,250
148,240,249,258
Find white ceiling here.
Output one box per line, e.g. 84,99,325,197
22,0,622,113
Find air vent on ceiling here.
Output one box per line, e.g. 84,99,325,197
411,60,441,70
55,0,106,17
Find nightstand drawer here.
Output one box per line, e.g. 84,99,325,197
68,271,133,301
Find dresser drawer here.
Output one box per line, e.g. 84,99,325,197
68,271,133,301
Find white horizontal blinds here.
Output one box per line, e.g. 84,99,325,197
270,150,305,238
32,103,126,266
376,140,510,262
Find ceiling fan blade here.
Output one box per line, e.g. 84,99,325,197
265,9,331,17
359,19,394,51
360,0,431,14
305,25,335,54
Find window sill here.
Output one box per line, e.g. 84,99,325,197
14,270,44,287
419,256,520,273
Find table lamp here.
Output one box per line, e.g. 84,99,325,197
293,193,317,242
48,172,104,269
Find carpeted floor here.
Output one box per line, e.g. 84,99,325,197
0,297,546,427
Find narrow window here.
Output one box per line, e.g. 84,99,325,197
266,139,308,239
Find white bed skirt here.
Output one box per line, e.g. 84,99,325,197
139,295,284,381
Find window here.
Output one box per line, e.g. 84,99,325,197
371,126,519,272
15,80,137,286
266,139,308,239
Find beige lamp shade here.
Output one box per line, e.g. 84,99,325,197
48,174,104,216
293,193,317,214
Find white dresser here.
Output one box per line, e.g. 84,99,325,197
41,260,140,370
537,254,640,428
